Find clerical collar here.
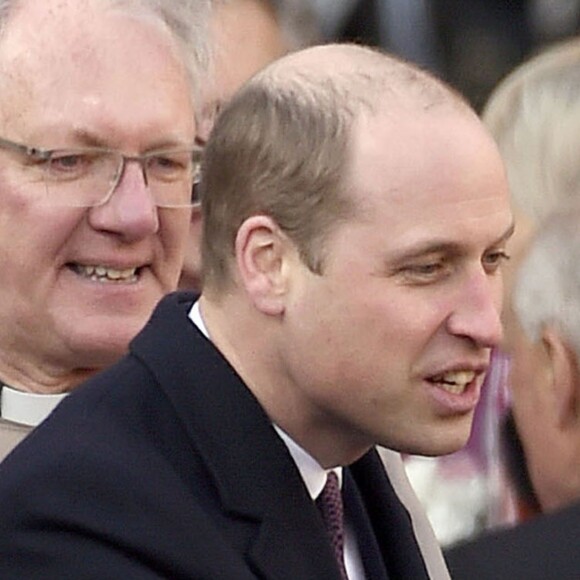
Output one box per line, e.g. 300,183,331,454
0,385,67,427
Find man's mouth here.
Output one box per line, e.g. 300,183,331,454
427,370,476,395
68,264,140,283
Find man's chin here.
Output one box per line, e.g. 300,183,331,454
59,323,142,371
392,426,473,457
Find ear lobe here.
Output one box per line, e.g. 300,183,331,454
234,215,291,316
542,326,580,430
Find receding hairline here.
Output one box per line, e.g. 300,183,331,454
252,43,471,114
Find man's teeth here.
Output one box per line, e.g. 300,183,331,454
74,265,138,283
430,371,476,395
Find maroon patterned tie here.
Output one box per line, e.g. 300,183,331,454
316,471,349,580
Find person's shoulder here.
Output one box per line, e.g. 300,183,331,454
0,348,169,481
129,290,202,357
445,502,580,580
0,355,190,529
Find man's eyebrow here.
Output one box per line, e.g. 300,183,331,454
495,220,516,245
66,129,107,148
68,129,192,150
390,221,516,263
391,241,463,263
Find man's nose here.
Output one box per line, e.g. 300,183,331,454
87,159,159,241
446,269,504,348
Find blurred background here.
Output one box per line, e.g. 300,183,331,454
310,0,580,110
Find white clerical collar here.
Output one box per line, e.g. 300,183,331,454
0,385,67,427
187,300,342,498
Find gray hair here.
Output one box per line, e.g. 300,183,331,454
0,0,212,110
513,205,580,357
483,38,580,222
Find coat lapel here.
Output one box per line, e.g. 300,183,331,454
343,469,390,580
350,451,430,579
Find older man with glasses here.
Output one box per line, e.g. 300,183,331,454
0,0,210,460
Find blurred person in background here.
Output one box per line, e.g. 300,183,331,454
483,37,580,292
481,33,580,524
446,207,580,579
180,0,321,291
0,0,210,461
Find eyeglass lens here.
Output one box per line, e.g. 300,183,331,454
41,149,199,208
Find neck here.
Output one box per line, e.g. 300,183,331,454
0,354,97,395
199,295,371,468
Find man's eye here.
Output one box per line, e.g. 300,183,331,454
45,153,95,181
153,156,180,169
400,261,450,284
410,263,442,275
147,154,190,180
483,250,511,273
50,154,86,170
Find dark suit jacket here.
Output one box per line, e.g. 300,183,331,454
0,292,430,579
445,501,580,579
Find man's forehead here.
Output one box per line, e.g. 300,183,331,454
2,0,96,35
0,0,196,145
348,102,503,185
343,131,513,254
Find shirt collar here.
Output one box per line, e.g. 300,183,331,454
189,299,209,337
274,425,342,499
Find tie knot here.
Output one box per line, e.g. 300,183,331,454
316,471,348,579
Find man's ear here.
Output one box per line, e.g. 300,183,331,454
542,326,580,430
234,215,294,316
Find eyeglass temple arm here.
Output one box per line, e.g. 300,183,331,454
0,136,50,160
